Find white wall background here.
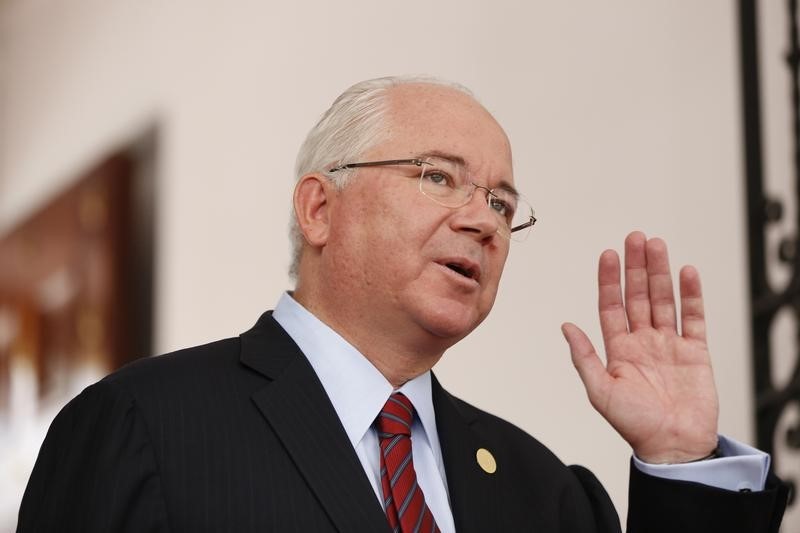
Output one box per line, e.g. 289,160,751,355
0,0,793,529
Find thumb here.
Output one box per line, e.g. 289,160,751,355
561,322,612,410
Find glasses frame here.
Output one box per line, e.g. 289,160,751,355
327,158,537,238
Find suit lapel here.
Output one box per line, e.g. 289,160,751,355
240,312,390,533
433,375,500,533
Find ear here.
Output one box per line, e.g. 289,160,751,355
293,174,334,248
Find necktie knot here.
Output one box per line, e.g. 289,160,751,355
377,392,414,437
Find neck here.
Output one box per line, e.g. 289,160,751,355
292,285,448,388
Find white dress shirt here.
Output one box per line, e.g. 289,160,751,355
273,292,457,532
633,438,769,492
272,292,769,531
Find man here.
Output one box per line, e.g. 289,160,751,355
18,76,788,532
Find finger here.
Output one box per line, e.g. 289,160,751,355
679,265,707,343
645,237,677,331
624,231,652,331
598,249,629,346
562,323,613,411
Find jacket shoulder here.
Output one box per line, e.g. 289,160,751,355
104,336,243,386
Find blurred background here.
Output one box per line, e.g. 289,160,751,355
0,0,797,531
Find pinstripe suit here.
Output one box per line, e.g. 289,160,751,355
18,312,787,532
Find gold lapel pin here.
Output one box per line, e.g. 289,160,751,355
476,448,497,474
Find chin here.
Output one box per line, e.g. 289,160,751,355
413,299,488,342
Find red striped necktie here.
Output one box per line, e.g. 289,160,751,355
376,392,441,533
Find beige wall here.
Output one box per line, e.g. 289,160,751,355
0,0,790,528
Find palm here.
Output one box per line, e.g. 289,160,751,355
562,232,719,463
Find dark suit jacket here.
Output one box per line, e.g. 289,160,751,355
18,311,788,532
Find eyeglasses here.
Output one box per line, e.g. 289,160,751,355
328,156,536,241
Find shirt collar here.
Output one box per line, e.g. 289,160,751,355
272,292,440,455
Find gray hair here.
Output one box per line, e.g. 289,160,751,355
289,75,474,280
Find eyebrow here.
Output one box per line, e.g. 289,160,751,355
418,150,519,198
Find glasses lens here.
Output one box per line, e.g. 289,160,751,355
419,156,535,242
419,157,470,207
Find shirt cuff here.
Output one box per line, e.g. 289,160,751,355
632,435,770,492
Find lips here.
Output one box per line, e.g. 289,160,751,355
435,257,481,283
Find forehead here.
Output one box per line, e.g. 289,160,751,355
375,84,513,182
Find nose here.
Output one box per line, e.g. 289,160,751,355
448,186,501,242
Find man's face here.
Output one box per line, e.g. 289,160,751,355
321,84,514,348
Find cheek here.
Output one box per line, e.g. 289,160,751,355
359,189,441,253
489,246,510,285
329,193,430,284
479,245,510,304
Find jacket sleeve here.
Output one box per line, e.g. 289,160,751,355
569,464,623,533
625,460,788,533
17,380,171,533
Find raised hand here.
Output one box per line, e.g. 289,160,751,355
561,231,719,464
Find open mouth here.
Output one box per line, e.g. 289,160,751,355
439,260,479,282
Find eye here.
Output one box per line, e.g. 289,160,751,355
423,168,456,188
489,195,516,222
489,197,507,215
